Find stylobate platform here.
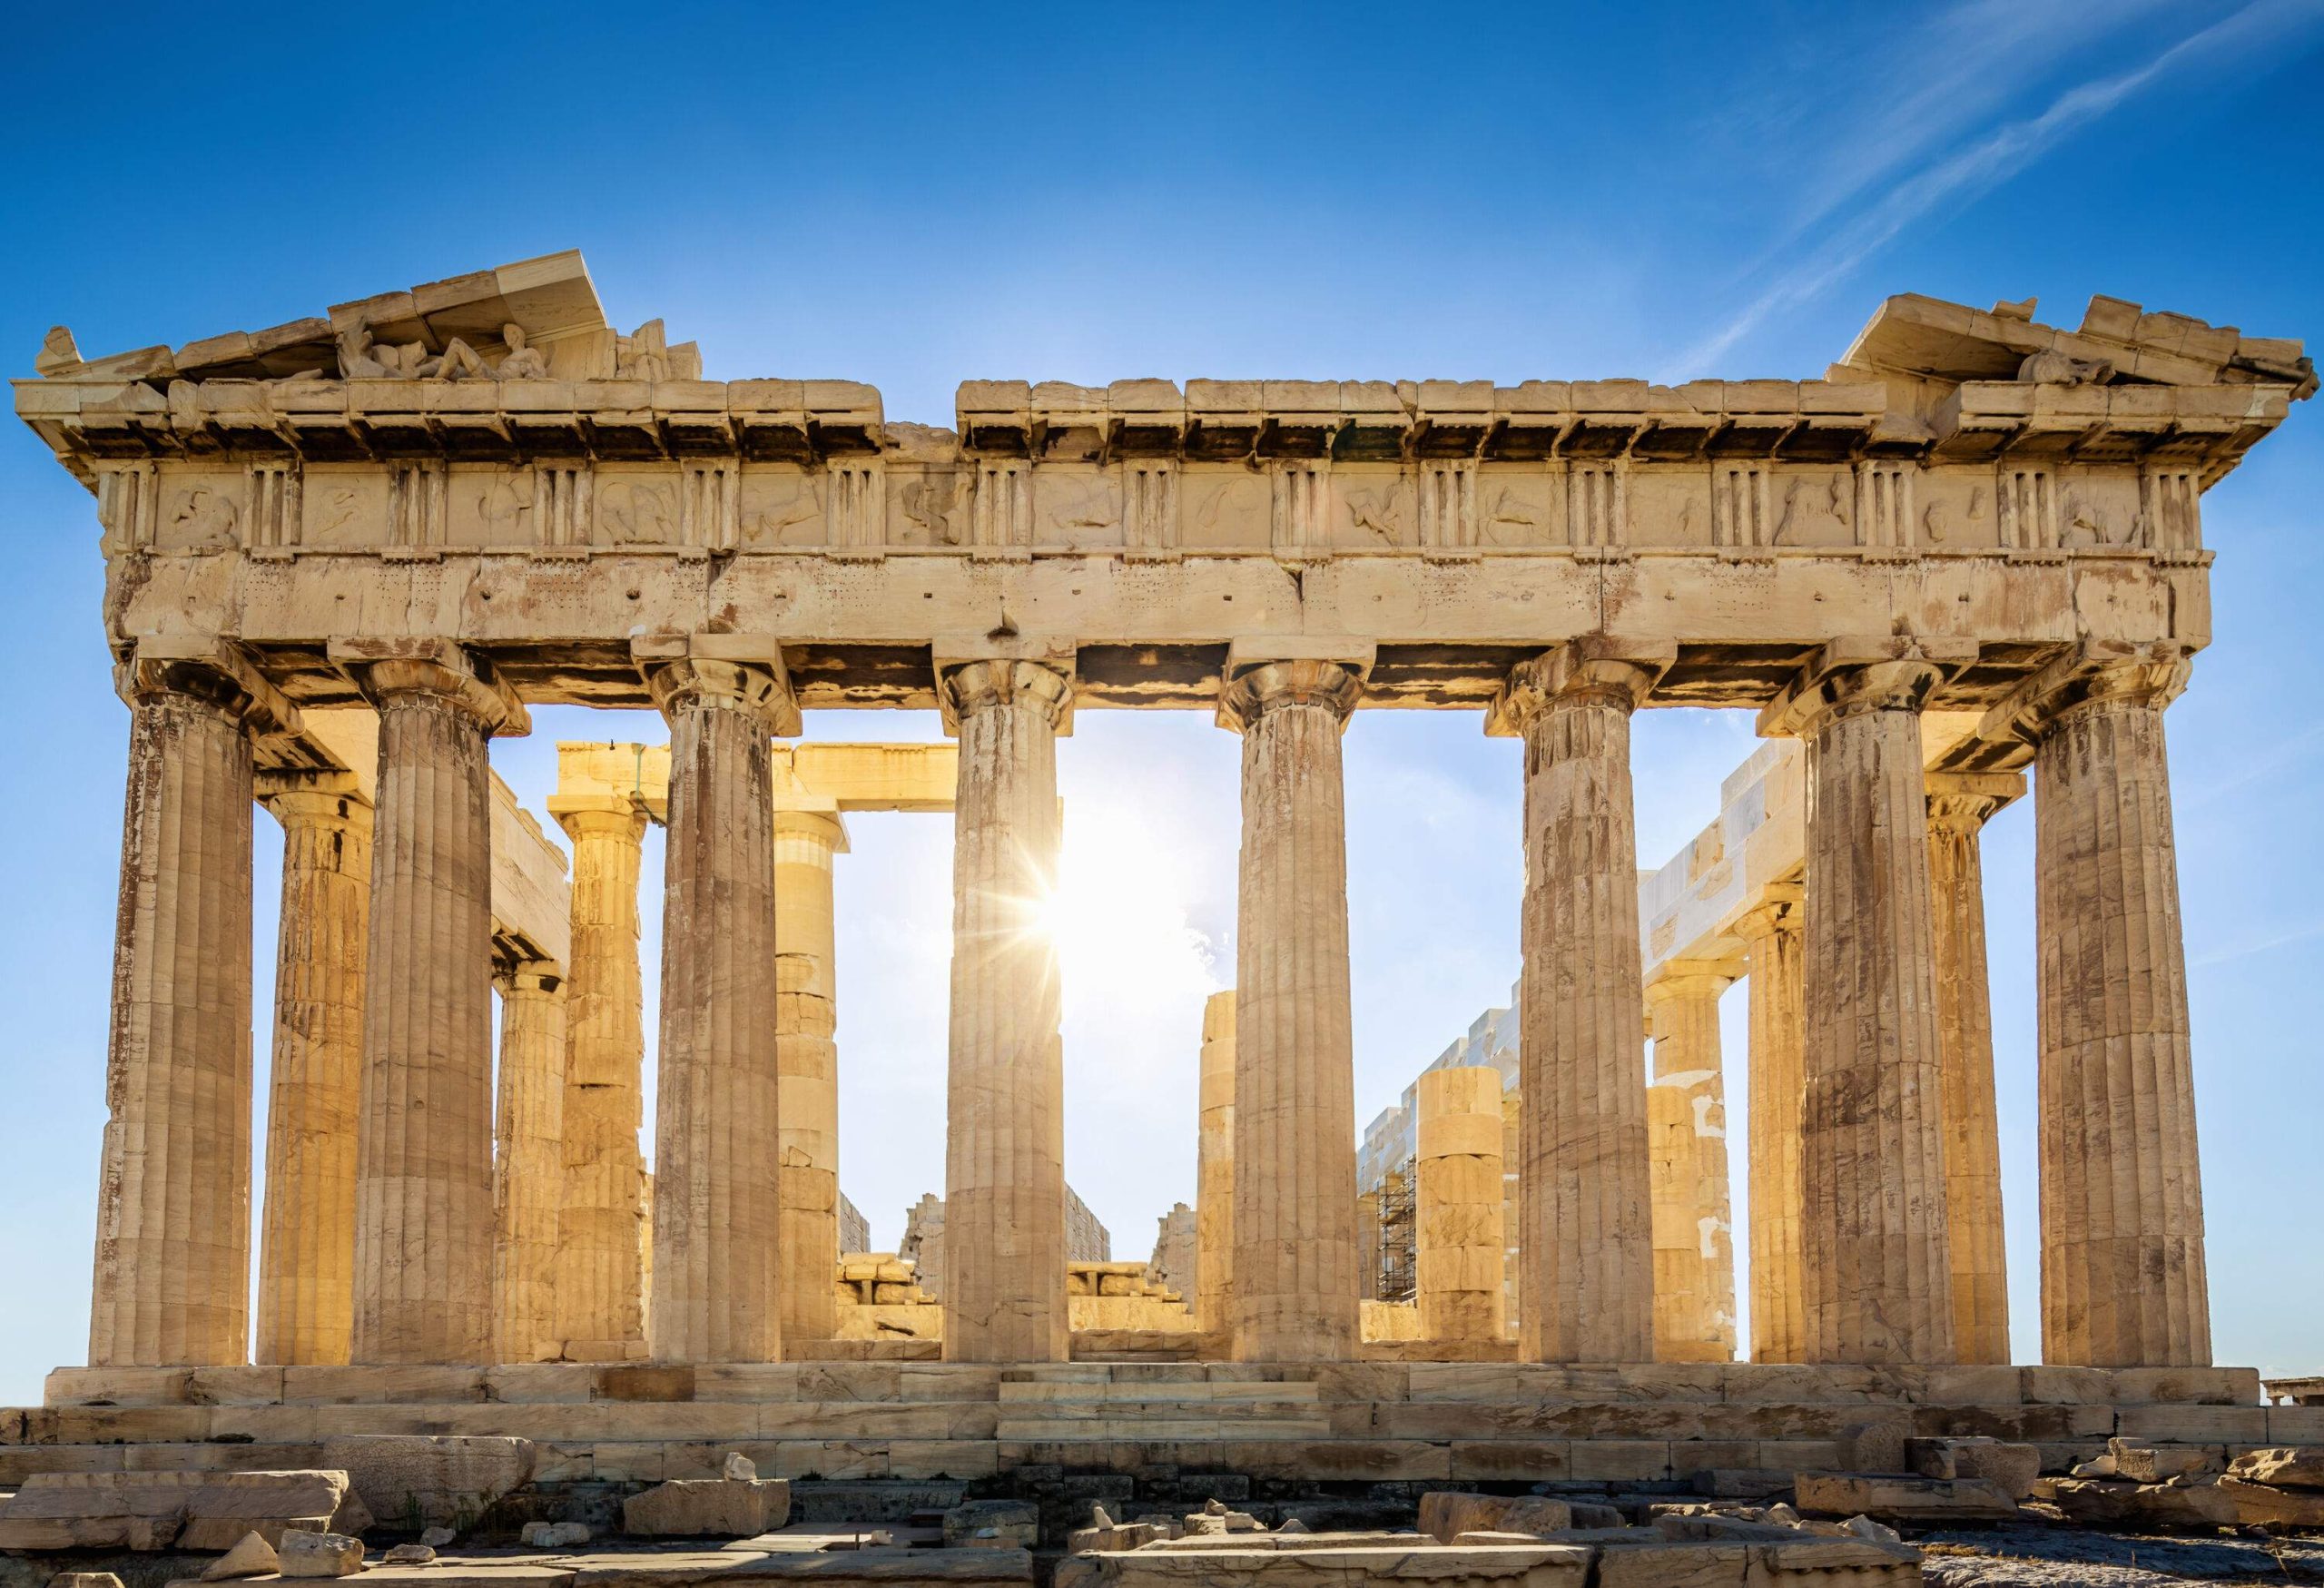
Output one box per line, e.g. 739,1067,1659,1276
7,1361,2309,1489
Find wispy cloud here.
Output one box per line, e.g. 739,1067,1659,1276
2192,918,2324,969
1665,0,2324,377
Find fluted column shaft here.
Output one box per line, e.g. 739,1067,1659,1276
548,801,648,1358
1500,646,1659,1364
775,809,845,1346
1196,990,1237,1336
2032,659,2208,1366
649,657,789,1365
1927,774,2020,1364
255,776,372,1366
1775,656,1955,1366
1646,966,1737,1363
1226,657,1364,1362
493,964,566,1363
1416,1066,1508,1345
94,654,284,1366
349,647,522,1365
942,657,1072,1363
1738,888,1807,1364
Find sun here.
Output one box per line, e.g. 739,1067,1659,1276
1039,810,1219,1009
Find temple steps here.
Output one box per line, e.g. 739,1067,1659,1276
2,1359,2313,1492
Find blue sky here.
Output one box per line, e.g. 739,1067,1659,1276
1,2,2319,1403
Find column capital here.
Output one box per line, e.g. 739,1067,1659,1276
1645,958,1738,1005
256,767,371,824
328,638,530,737
547,794,649,846
1757,636,1975,739
1217,656,1367,732
1925,770,2026,833
938,656,1074,733
635,634,798,735
1975,641,2191,756
117,637,301,739
1485,639,1671,737
1735,880,1805,944
493,961,564,1000
773,807,851,853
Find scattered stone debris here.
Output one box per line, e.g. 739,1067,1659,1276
277,1529,366,1578
623,1467,792,1538
381,1544,436,1565
942,1500,1039,1549
200,1530,282,1581
518,1520,591,1548
416,1526,457,1549
0,1470,352,1552
1797,1473,2024,1524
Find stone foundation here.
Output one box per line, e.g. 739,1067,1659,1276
8,1361,2298,1492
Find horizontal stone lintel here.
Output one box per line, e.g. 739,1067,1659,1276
109,548,2209,715
17,373,2296,477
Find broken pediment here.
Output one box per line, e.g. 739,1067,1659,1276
32,249,702,387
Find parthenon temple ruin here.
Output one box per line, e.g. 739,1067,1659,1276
7,250,2318,1518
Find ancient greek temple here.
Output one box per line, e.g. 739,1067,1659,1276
8,252,2314,1495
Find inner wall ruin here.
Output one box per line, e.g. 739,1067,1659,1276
9,249,2318,1494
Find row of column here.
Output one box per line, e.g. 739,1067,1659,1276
89,633,2211,1369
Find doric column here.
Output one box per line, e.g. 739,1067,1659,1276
1222,651,1367,1362
1415,1066,1507,1345
1926,771,2022,1365
2002,646,2208,1366
1645,962,1738,1364
1760,641,1959,1366
645,648,793,1365
94,645,293,1366
336,639,528,1366
253,772,372,1366
492,962,566,1364
1196,989,1236,1336
940,655,1073,1363
1491,641,1666,1365
546,796,648,1360
774,808,846,1346
1738,885,1807,1364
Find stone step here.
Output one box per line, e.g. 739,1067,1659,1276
33,1361,2275,1413
995,1381,1322,1404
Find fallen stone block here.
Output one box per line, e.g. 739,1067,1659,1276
381,1544,435,1565
623,1476,791,1538
944,1500,1039,1549
2230,1446,2324,1490
1059,1543,1594,1587
318,1436,532,1534
200,1532,281,1581
1795,1473,2021,1524
722,1453,756,1481
1068,1521,1163,1553
2220,1475,2324,1529
2047,1475,2237,1530
416,1527,457,1549
519,1521,591,1547
1418,1491,1573,1543
277,1530,365,1579
1836,1415,1913,1474
0,1470,350,1552
1906,1436,2041,1498
47,1575,123,1588
2110,1438,2222,1484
